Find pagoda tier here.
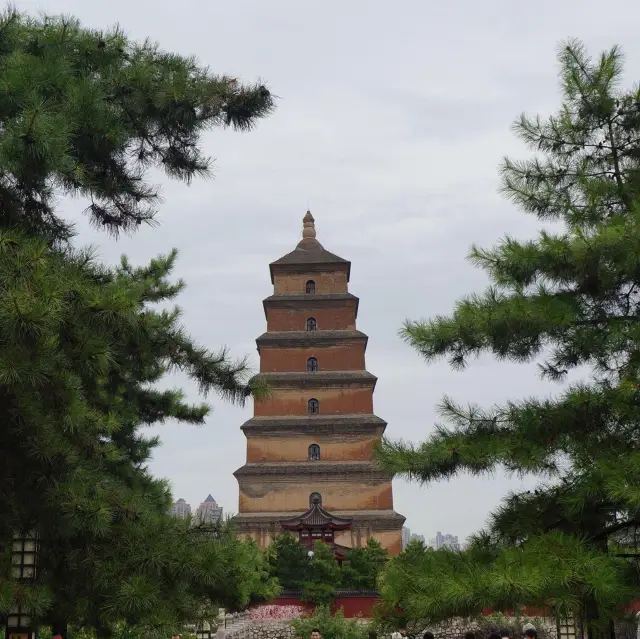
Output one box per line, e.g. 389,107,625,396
233,212,404,556
234,509,405,555
262,293,360,333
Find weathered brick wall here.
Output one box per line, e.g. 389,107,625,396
272,271,349,295
259,344,365,372
238,478,394,512
246,436,379,463
253,388,373,416
266,307,357,332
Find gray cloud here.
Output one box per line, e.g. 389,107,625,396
15,0,640,543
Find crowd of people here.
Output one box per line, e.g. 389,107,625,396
388,624,538,639
305,623,539,639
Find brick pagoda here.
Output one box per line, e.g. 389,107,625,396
233,212,404,556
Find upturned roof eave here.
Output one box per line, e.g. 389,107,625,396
279,503,353,530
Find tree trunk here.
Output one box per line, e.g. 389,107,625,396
582,601,616,639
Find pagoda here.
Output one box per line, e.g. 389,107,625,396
233,212,405,556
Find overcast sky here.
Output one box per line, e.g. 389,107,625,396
15,0,640,544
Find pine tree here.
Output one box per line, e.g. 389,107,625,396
340,538,387,590
377,41,640,638
302,542,341,606
0,8,273,240
266,533,310,591
0,7,275,634
0,229,273,634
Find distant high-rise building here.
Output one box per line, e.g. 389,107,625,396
411,533,426,545
402,527,411,550
171,498,191,519
195,494,223,524
428,531,460,551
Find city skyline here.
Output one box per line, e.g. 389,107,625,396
170,494,224,524
402,526,461,551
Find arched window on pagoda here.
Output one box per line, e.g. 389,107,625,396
307,357,318,372
306,280,316,294
309,492,322,506
308,398,319,415
306,317,317,331
308,444,320,460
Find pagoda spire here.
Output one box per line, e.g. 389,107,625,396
296,210,323,249
301,211,316,239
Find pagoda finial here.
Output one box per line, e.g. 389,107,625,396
301,210,316,240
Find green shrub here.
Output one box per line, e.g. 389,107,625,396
291,606,370,639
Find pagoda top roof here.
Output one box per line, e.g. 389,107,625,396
280,496,353,531
269,212,350,282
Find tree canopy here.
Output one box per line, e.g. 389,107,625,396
266,535,388,598
0,7,275,635
0,230,274,634
266,533,311,591
377,40,640,637
0,8,273,241
339,538,387,590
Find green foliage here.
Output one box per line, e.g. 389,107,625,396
267,535,388,594
0,6,275,633
61,621,196,639
340,538,387,590
292,606,370,639
403,538,427,559
0,229,276,630
266,533,310,590
377,40,640,634
0,8,273,240
302,542,341,606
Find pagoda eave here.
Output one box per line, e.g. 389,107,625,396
256,329,368,349
269,261,351,284
233,509,406,532
240,413,387,436
279,498,353,531
280,521,352,531
234,461,391,479
252,370,377,390
263,292,359,307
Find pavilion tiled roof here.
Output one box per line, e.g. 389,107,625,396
280,500,353,531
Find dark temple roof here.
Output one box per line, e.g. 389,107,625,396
280,497,353,531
